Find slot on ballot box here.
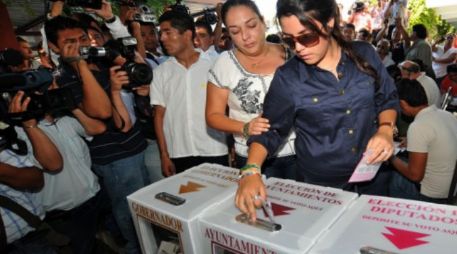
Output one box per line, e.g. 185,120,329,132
127,163,240,254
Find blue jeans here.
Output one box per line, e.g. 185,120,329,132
144,139,164,183
235,154,297,180
389,170,421,200
93,150,150,254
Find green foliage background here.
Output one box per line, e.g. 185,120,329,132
407,0,455,39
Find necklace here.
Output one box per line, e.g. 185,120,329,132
240,44,270,69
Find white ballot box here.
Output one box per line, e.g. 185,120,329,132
127,163,239,254
199,177,358,254
309,195,457,254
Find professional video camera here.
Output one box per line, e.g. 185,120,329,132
134,4,156,24
0,68,76,125
203,9,217,25
80,37,153,89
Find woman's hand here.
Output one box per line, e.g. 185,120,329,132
235,174,266,222
365,129,395,164
247,116,270,136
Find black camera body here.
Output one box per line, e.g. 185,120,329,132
113,37,153,89
203,9,217,25
0,69,76,125
79,37,153,89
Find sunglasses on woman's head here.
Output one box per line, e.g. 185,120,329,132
281,32,320,50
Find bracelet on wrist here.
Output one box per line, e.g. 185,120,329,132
242,122,250,139
238,170,260,180
240,163,260,172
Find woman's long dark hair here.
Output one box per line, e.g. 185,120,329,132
276,0,380,90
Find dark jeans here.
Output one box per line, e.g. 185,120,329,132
235,154,297,180
44,190,107,254
389,170,450,204
172,155,229,174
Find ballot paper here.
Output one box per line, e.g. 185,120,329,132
349,150,383,183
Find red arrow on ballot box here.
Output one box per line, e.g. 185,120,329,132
262,202,295,217
382,226,429,249
179,181,206,194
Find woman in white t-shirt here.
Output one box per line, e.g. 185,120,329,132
206,0,296,179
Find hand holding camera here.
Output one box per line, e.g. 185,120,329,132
8,91,37,128
110,66,129,92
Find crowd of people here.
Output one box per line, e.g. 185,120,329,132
0,0,457,253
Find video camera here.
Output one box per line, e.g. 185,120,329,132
0,68,76,125
134,4,156,24
79,37,153,89
203,9,217,25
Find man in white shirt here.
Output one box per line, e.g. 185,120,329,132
390,79,457,204
151,10,228,176
194,19,219,61
399,60,441,107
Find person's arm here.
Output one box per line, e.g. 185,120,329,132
154,105,175,177
390,152,427,182
87,0,130,39
8,92,63,173
130,22,146,59
434,52,457,64
0,163,44,191
49,0,64,18
235,142,268,222
72,108,106,135
59,42,112,119
374,19,389,43
109,66,133,132
206,83,270,136
366,109,397,164
396,18,410,49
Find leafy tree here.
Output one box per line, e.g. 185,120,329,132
407,0,455,39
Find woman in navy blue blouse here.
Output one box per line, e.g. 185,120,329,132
236,0,399,220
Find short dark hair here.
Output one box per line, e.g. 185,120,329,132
45,16,87,45
397,79,428,107
195,18,213,36
158,10,195,39
412,24,427,39
221,0,262,25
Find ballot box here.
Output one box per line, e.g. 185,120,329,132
199,177,359,254
308,195,457,254
127,163,239,254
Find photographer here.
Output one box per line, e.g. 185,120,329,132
45,16,112,120
9,81,106,253
0,89,63,252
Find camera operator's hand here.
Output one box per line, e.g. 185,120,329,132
110,66,129,92
61,41,86,69
8,91,37,128
86,0,114,21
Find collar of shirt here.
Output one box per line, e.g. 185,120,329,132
416,105,438,121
